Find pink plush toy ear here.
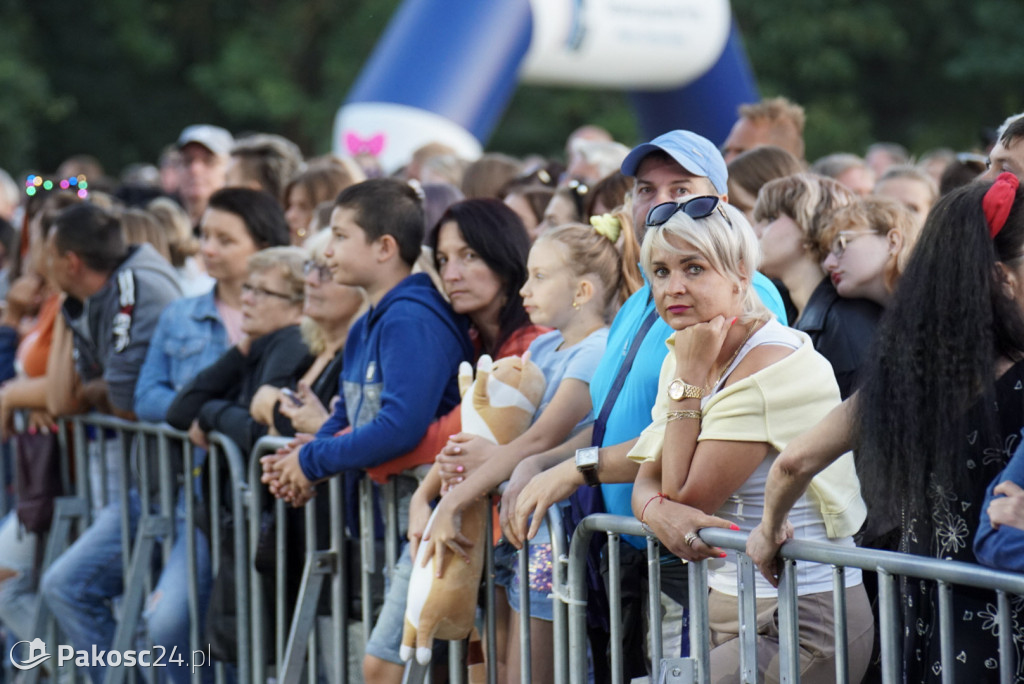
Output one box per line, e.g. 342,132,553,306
521,350,531,365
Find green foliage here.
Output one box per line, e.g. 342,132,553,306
0,0,1021,177
732,0,1024,159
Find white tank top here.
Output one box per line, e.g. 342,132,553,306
702,319,862,597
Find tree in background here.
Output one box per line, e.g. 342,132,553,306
1,0,1022,176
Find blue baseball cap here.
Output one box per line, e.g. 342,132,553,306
620,130,728,195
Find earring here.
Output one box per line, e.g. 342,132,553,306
572,300,580,310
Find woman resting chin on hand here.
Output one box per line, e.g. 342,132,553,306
627,197,873,684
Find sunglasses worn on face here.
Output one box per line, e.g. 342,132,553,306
645,196,728,227
829,230,877,257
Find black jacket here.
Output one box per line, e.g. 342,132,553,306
167,325,313,452
794,277,883,399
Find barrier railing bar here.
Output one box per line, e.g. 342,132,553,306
280,550,332,681
358,475,375,653
276,496,288,665
688,556,710,684
876,569,899,684
329,473,348,684
547,503,569,684
519,529,532,684
181,432,201,684
385,478,399,582
698,528,1024,595
938,580,954,684
304,490,319,684
776,557,799,684
607,533,623,684
998,590,1013,684
207,432,251,684
104,515,173,684
646,535,663,673
485,509,498,684
832,565,849,684
449,638,466,684
737,551,759,683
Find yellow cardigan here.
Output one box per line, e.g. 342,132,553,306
628,327,866,539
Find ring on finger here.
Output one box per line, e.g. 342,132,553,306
684,531,700,547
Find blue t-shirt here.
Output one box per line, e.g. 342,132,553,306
595,272,787,547
528,327,609,432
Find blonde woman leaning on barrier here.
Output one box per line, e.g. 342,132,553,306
626,197,872,684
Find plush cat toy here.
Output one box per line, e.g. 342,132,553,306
400,353,546,671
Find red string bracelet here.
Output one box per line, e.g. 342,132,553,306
640,492,665,524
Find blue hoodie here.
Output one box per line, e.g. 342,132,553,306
299,273,473,480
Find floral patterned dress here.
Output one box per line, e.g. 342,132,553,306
902,360,1024,683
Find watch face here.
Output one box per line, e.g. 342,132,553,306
576,446,599,468
668,379,685,401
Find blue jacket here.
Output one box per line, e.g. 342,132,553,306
299,273,473,480
133,290,230,422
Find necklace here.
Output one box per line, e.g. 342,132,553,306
709,321,756,390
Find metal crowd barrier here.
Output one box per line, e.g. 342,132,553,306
3,412,567,684
246,436,568,684
8,414,249,684
566,514,1024,684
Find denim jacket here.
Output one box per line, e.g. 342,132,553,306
133,290,230,423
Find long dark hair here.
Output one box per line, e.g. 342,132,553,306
428,198,532,357
856,179,1024,518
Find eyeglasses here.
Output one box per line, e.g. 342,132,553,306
303,260,332,282
645,196,728,227
829,230,878,257
241,283,299,302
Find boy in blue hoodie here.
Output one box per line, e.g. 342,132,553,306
267,178,473,501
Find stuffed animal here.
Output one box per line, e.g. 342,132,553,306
400,353,546,669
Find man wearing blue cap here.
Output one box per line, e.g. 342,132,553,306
498,130,786,679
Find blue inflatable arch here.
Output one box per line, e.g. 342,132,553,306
334,0,758,171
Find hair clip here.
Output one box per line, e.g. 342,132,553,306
24,174,89,199
406,178,426,201
984,172,1019,238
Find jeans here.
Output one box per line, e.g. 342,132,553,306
41,487,214,684
41,493,140,684
142,493,214,684
0,511,38,641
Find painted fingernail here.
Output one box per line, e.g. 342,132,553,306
719,552,728,558
730,524,740,531
28,426,37,435
456,465,464,473
730,317,738,325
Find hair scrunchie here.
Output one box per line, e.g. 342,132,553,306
984,172,1020,238
590,213,621,243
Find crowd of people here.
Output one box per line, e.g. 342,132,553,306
0,97,1022,684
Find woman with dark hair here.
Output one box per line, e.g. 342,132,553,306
362,198,547,684
430,198,538,357
747,174,1024,682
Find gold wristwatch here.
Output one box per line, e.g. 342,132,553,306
667,378,703,401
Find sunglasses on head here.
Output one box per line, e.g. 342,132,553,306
645,195,728,228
